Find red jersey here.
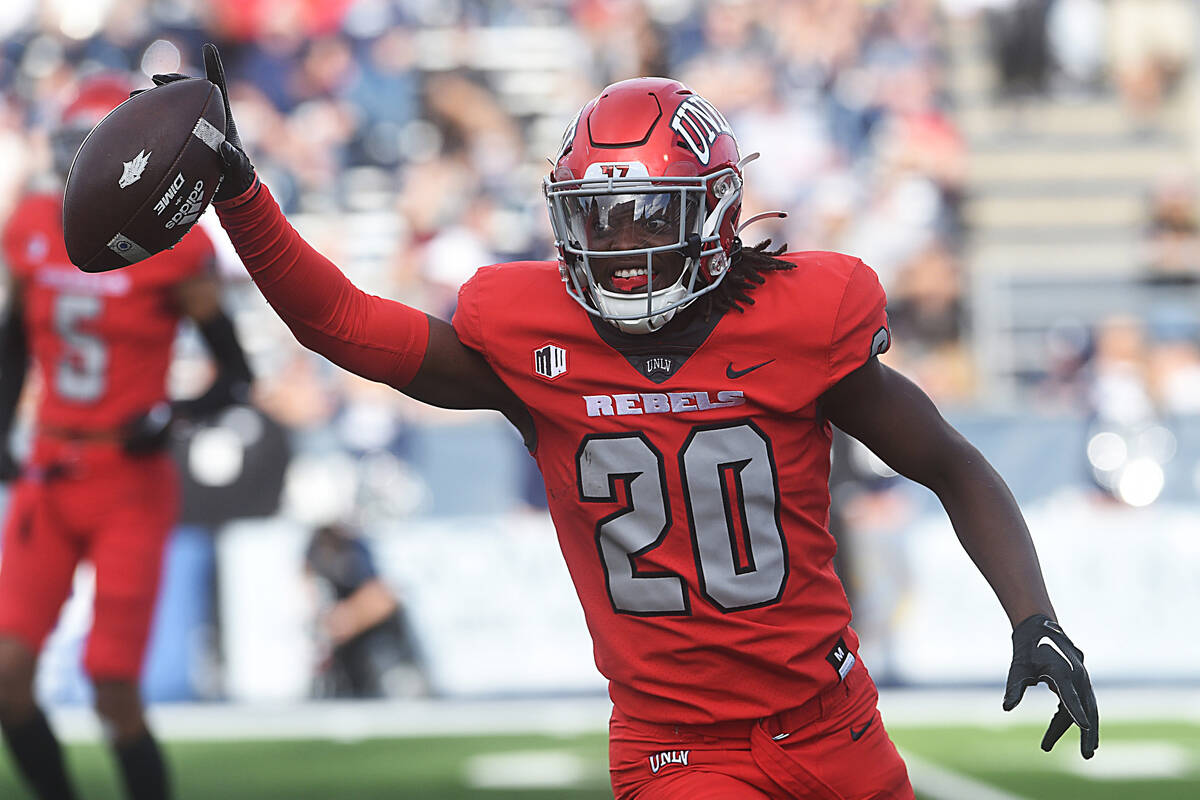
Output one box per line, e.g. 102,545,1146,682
213,183,890,726
2,192,213,432
454,253,890,725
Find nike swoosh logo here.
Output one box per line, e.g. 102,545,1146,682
726,359,775,379
1038,635,1074,671
850,717,874,741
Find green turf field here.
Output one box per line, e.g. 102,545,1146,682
2,721,1196,799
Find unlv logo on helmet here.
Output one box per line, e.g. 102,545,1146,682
669,96,734,166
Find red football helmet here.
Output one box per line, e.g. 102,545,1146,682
544,78,744,334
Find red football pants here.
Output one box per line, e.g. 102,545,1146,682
0,438,177,680
609,663,914,799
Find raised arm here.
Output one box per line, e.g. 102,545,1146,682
183,44,533,447
213,181,534,447
820,357,1098,759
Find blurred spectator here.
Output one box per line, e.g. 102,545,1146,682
986,0,1053,97
421,195,501,315
225,11,308,110
1143,174,1200,286
1087,314,1155,427
1146,307,1200,415
305,523,424,699
1108,0,1193,122
253,351,338,431
888,243,965,349
1037,320,1093,411
576,0,670,85
211,0,354,42
1046,0,1106,93
344,28,420,167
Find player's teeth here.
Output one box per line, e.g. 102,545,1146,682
614,269,647,278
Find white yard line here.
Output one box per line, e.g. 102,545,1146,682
902,752,1031,800
43,686,1200,743
463,750,597,789
51,697,616,743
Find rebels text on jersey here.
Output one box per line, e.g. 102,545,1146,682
454,252,890,725
1,193,213,432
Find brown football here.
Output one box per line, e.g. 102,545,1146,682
63,78,226,273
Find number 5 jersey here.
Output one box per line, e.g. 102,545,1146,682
2,192,213,434
454,252,890,725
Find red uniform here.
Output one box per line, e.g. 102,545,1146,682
453,254,911,798
455,253,886,722
215,182,913,799
0,192,212,678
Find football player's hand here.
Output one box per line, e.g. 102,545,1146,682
121,402,174,455
135,44,256,202
1003,614,1099,759
200,43,257,201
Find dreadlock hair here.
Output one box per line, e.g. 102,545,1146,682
700,237,797,320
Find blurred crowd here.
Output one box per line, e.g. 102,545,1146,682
951,0,1193,120
0,0,971,410
0,0,1198,498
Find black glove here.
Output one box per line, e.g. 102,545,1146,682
1003,614,1099,759
201,43,256,202
136,43,256,202
121,402,175,455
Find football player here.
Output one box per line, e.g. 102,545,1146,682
210,45,1094,798
0,75,252,800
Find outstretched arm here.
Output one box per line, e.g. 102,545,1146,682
181,43,533,447
820,357,1052,625
821,357,1098,759
214,181,534,447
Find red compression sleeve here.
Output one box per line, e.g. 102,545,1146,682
214,181,429,389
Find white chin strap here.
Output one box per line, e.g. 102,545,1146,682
595,276,691,335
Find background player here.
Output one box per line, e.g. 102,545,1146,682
189,47,1092,798
0,75,252,800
